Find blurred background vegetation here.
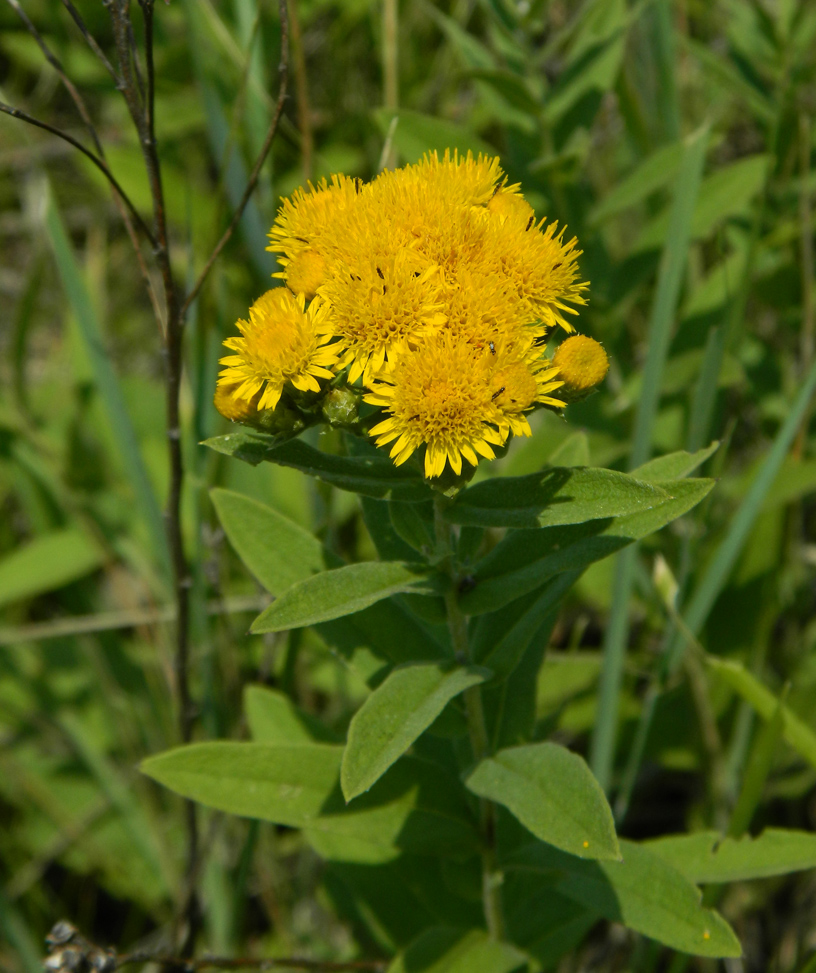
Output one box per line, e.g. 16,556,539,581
2,0,816,969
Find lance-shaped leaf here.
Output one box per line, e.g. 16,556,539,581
245,685,339,744
251,562,436,633
645,828,816,884
446,467,673,529
387,927,528,973
632,442,719,482
465,742,620,861
342,663,491,801
211,488,325,595
706,656,816,769
505,840,741,958
142,742,478,864
471,572,578,680
205,435,431,501
462,478,713,615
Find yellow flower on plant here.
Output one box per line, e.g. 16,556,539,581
379,149,506,208
552,334,609,399
213,383,262,424
365,333,505,478
487,341,565,438
218,289,338,411
480,213,588,336
284,249,327,299
319,250,446,384
268,173,361,264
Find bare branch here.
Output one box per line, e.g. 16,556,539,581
141,0,158,148
44,923,387,973
5,0,105,154
60,0,120,85
181,0,291,317
10,0,162,316
0,102,156,248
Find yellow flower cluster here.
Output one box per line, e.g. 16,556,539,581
218,151,607,479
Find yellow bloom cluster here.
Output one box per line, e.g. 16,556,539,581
218,151,606,479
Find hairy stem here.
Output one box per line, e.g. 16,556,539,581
433,496,505,940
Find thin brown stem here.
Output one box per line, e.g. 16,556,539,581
141,0,157,143
0,102,156,247
8,0,161,317
6,0,102,152
109,0,198,950
288,0,313,182
381,0,398,170
181,0,290,318
60,0,120,83
795,111,814,459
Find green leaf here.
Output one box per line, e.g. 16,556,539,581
0,528,106,611
461,478,714,615
705,657,816,769
645,829,816,883
206,436,432,501
446,467,673,529
203,429,304,465
244,685,338,744
211,489,325,594
372,109,493,164
506,840,741,958
389,501,435,556
465,743,620,861
546,432,590,468
543,32,627,123
588,140,685,225
632,442,719,482
142,743,478,864
503,868,596,966
318,598,448,665
342,663,491,801
387,927,527,973
472,572,578,680
634,154,770,252
44,190,169,577
251,562,435,633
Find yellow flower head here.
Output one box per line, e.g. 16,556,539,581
487,341,565,438
218,289,338,411
480,215,588,336
380,149,506,208
213,383,262,424
268,174,361,262
365,333,505,478
284,249,327,299
319,250,446,384
552,335,609,398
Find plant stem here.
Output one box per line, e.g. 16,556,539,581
433,496,504,941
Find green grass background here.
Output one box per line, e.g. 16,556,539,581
2,0,816,969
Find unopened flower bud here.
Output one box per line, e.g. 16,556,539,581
552,335,609,401
214,384,261,423
321,387,360,427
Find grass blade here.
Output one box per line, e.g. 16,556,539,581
590,126,709,790
42,187,170,579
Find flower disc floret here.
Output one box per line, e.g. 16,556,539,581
218,289,337,411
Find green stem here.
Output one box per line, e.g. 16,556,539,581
433,496,505,940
